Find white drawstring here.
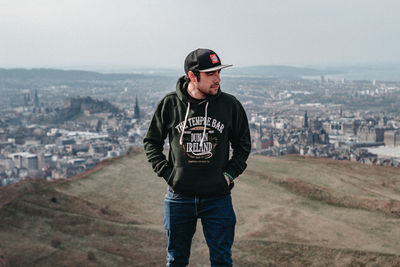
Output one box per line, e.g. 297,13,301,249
180,101,209,148
200,102,209,147
179,102,191,145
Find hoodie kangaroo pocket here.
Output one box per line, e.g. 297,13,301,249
170,166,229,195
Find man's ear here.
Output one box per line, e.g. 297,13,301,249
187,71,197,82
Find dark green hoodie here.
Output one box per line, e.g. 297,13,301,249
143,76,251,196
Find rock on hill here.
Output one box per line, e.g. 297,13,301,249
52,96,120,123
1,150,400,266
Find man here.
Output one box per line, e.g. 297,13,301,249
144,48,251,266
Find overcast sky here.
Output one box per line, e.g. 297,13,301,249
1,0,400,69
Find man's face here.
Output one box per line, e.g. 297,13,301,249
196,70,221,97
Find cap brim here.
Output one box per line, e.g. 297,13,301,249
199,64,233,72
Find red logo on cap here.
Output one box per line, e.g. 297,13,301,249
210,54,219,64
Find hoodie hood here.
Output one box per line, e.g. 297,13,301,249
176,75,221,104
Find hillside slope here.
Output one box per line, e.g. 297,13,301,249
1,151,400,266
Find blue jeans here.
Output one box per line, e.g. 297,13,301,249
164,190,236,267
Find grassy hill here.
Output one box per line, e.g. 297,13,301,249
1,150,400,266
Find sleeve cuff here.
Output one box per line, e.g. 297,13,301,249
224,172,234,182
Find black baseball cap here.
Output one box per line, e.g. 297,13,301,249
184,48,233,74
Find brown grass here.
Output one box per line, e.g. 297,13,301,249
1,152,400,266
247,168,400,218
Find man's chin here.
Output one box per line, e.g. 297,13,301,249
208,88,219,95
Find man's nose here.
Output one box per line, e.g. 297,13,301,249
215,72,220,82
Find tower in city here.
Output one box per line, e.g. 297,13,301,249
34,89,39,108
134,95,140,120
304,111,309,129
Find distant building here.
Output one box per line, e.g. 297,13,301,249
88,142,112,156
310,118,322,131
38,153,52,170
292,115,304,129
22,154,38,170
384,130,400,147
9,152,38,170
134,95,140,120
34,89,39,108
357,126,385,142
23,90,30,108
56,138,76,146
304,111,309,129
329,121,343,135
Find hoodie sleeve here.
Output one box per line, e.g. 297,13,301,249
224,99,251,179
143,98,173,182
